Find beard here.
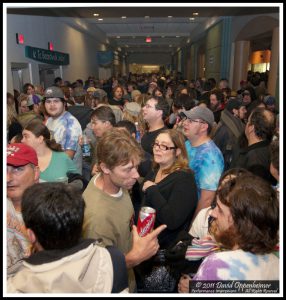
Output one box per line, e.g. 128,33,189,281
209,221,237,250
210,103,219,112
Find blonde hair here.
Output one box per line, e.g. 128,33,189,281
122,110,147,136
18,93,29,104
122,110,139,123
7,104,18,127
153,129,190,175
136,93,151,107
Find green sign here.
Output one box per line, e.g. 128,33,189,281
25,46,69,65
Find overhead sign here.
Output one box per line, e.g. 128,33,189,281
97,51,113,67
25,46,69,65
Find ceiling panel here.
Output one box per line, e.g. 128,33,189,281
7,6,279,55
7,6,279,18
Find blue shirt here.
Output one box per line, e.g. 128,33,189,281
185,139,224,199
46,111,83,174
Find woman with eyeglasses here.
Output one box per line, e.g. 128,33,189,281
135,129,198,292
141,128,198,249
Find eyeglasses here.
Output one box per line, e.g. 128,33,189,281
144,104,156,109
182,117,206,124
207,215,215,231
153,142,176,151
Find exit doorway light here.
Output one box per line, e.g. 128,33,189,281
48,42,54,51
16,33,24,44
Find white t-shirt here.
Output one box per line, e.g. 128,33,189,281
189,206,212,238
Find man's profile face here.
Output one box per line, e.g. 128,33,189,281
91,117,110,138
209,198,236,249
142,99,159,122
210,94,219,111
7,164,38,201
238,106,247,120
108,159,140,190
244,113,253,139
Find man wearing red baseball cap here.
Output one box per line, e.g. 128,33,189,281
7,143,40,272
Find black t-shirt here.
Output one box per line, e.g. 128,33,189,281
68,106,93,130
8,121,23,142
108,97,125,108
141,126,168,155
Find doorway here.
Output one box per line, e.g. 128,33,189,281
39,64,62,89
11,62,30,92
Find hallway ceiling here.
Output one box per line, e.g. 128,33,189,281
7,5,279,55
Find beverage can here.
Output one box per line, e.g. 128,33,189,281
82,134,91,157
135,130,141,143
134,122,141,143
137,206,156,237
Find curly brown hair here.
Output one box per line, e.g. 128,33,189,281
216,173,279,254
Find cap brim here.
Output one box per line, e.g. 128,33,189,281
179,111,187,119
7,157,31,167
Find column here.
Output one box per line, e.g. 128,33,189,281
267,27,279,97
232,40,250,91
220,17,232,79
122,55,126,76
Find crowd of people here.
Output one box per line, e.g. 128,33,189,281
6,70,280,293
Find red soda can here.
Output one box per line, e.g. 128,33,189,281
137,206,156,237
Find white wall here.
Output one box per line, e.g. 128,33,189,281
6,14,106,93
231,13,279,42
127,52,172,65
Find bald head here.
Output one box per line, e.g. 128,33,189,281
248,108,276,141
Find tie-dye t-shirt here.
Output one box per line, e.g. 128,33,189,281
185,140,224,199
7,199,31,269
46,111,83,174
193,249,279,280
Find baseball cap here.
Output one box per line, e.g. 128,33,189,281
87,87,96,93
264,95,275,106
27,94,41,106
180,106,215,128
94,89,107,100
226,98,244,112
131,90,141,100
7,143,38,167
124,102,141,117
44,86,64,99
